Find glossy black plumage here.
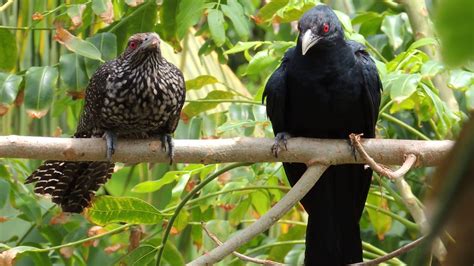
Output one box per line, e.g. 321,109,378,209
26,32,186,213
263,6,382,265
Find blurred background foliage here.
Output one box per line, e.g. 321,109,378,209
0,0,473,265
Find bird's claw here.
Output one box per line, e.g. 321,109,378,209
103,131,117,161
348,133,363,161
160,134,174,164
271,132,291,158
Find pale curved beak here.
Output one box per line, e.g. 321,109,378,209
301,29,320,55
141,33,161,49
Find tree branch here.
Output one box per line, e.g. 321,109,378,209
187,165,328,265
0,136,452,166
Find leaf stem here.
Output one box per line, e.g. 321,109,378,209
381,112,431,140
365,203,419,231
155,162,252,265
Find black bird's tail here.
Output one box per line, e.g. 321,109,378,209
25,160,114,213
284,163,372,265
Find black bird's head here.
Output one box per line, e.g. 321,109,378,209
122,32,162,62
298,5,344,55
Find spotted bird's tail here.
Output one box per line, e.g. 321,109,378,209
25,161,114,213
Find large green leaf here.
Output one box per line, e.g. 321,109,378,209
56,27,103,61
384,73,421,103
366,193,392,240
256,0,289,22
24,66,58,115
221,0,249,40
245,50,278,75
0,29,17,71
176,0,206,39
183,90,234,117
121,245,156,265
381,13,410,51
160,0,179,42
85,196,164,225
0,73,22,105
85,32,117,77
207,9,226,47
59,53,88,91
185,75,218,91
132,171,188,193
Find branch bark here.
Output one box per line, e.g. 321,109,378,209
187,165,328,265
0,136,452,166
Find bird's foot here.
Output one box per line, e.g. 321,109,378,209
348,133,363,161
272,132,291,158
160,134,174,164
103,131,117,161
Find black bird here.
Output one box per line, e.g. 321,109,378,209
26,32,186,213
263,5,382,265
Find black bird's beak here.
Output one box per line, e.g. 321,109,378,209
141,33,160,50
301,29,320,55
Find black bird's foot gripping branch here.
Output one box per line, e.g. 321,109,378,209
271,132,291,157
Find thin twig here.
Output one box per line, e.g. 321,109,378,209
350,236,426,266
201,222,285,266
0,0,13,12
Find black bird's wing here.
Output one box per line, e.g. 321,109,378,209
262,48,295,134
347,40,382,138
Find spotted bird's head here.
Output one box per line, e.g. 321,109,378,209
298,5,344,55
122,32,162,63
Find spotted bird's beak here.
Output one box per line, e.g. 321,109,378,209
301,29,320,55
141,33,160,50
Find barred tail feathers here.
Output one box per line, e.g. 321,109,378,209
26,161,114,213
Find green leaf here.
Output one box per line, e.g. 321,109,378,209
245,50,278,75
160,0,179,43
334,10,353,33
176,0,206,39
251,190,269,215
207,9,226,47
435,0,474,66
0,29,17,72
466,85,474,110
59,53,89,91
384,73,421,103
448,70,474,89
256,0,289,21
185,75,219,91
229,197,251,225
121,245,156,265
0,179,10,208
183,90,234,117
407,37,437,51
24,66,58,115
221,0,249,40
59,33,103,61
421,60,444,78
92,0,109,15
162,241,185,266
0,73,22,105
225,41,268,54
85,196,163,225
131,171,188,193
381,13,409,51
366,193,392,240
84,32,117,77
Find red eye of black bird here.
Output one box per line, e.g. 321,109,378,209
323,23,329,33
129,41,138,49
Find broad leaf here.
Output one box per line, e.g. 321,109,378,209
183,90,234,117
246,50,278,75
0,29,17,71
256,0,289,22
225,41,268,55
221,0,249,40
384,73,421,103
207,9,226,47
24,66,58,117
85,196,164,225
366,194,392,240
185,75,218,91
176,0,206,39
121,245,156,265
92,0,113,23
132,171,188,193
160,0,179,43
407,37,437,51
381,13,410,51
85,32,117,77
55,26,103,61
0,73,22,105
59,53,89,91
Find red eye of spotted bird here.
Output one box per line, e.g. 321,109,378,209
323,23,329,33
129,41,138,49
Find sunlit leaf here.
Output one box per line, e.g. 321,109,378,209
334,10,353,33
24,66,58,117
225,41,268,55
256,0,289,22
92,0,114,24
54,25,103,61
421,60,444,78
59,53,88,91
381,13,410,51
384,73,421,103
185,75,219,91
245,50,278,75
176,0,206,39
160,0,179,44
366,193,392,240
85,196,163,225
85,32,117,77
448,70,474,89
407,37,437,51
183,90,234,117
221,0,249,40
132,171,188,193
0,73,22,105
207,9,226,47
0,29,17,71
